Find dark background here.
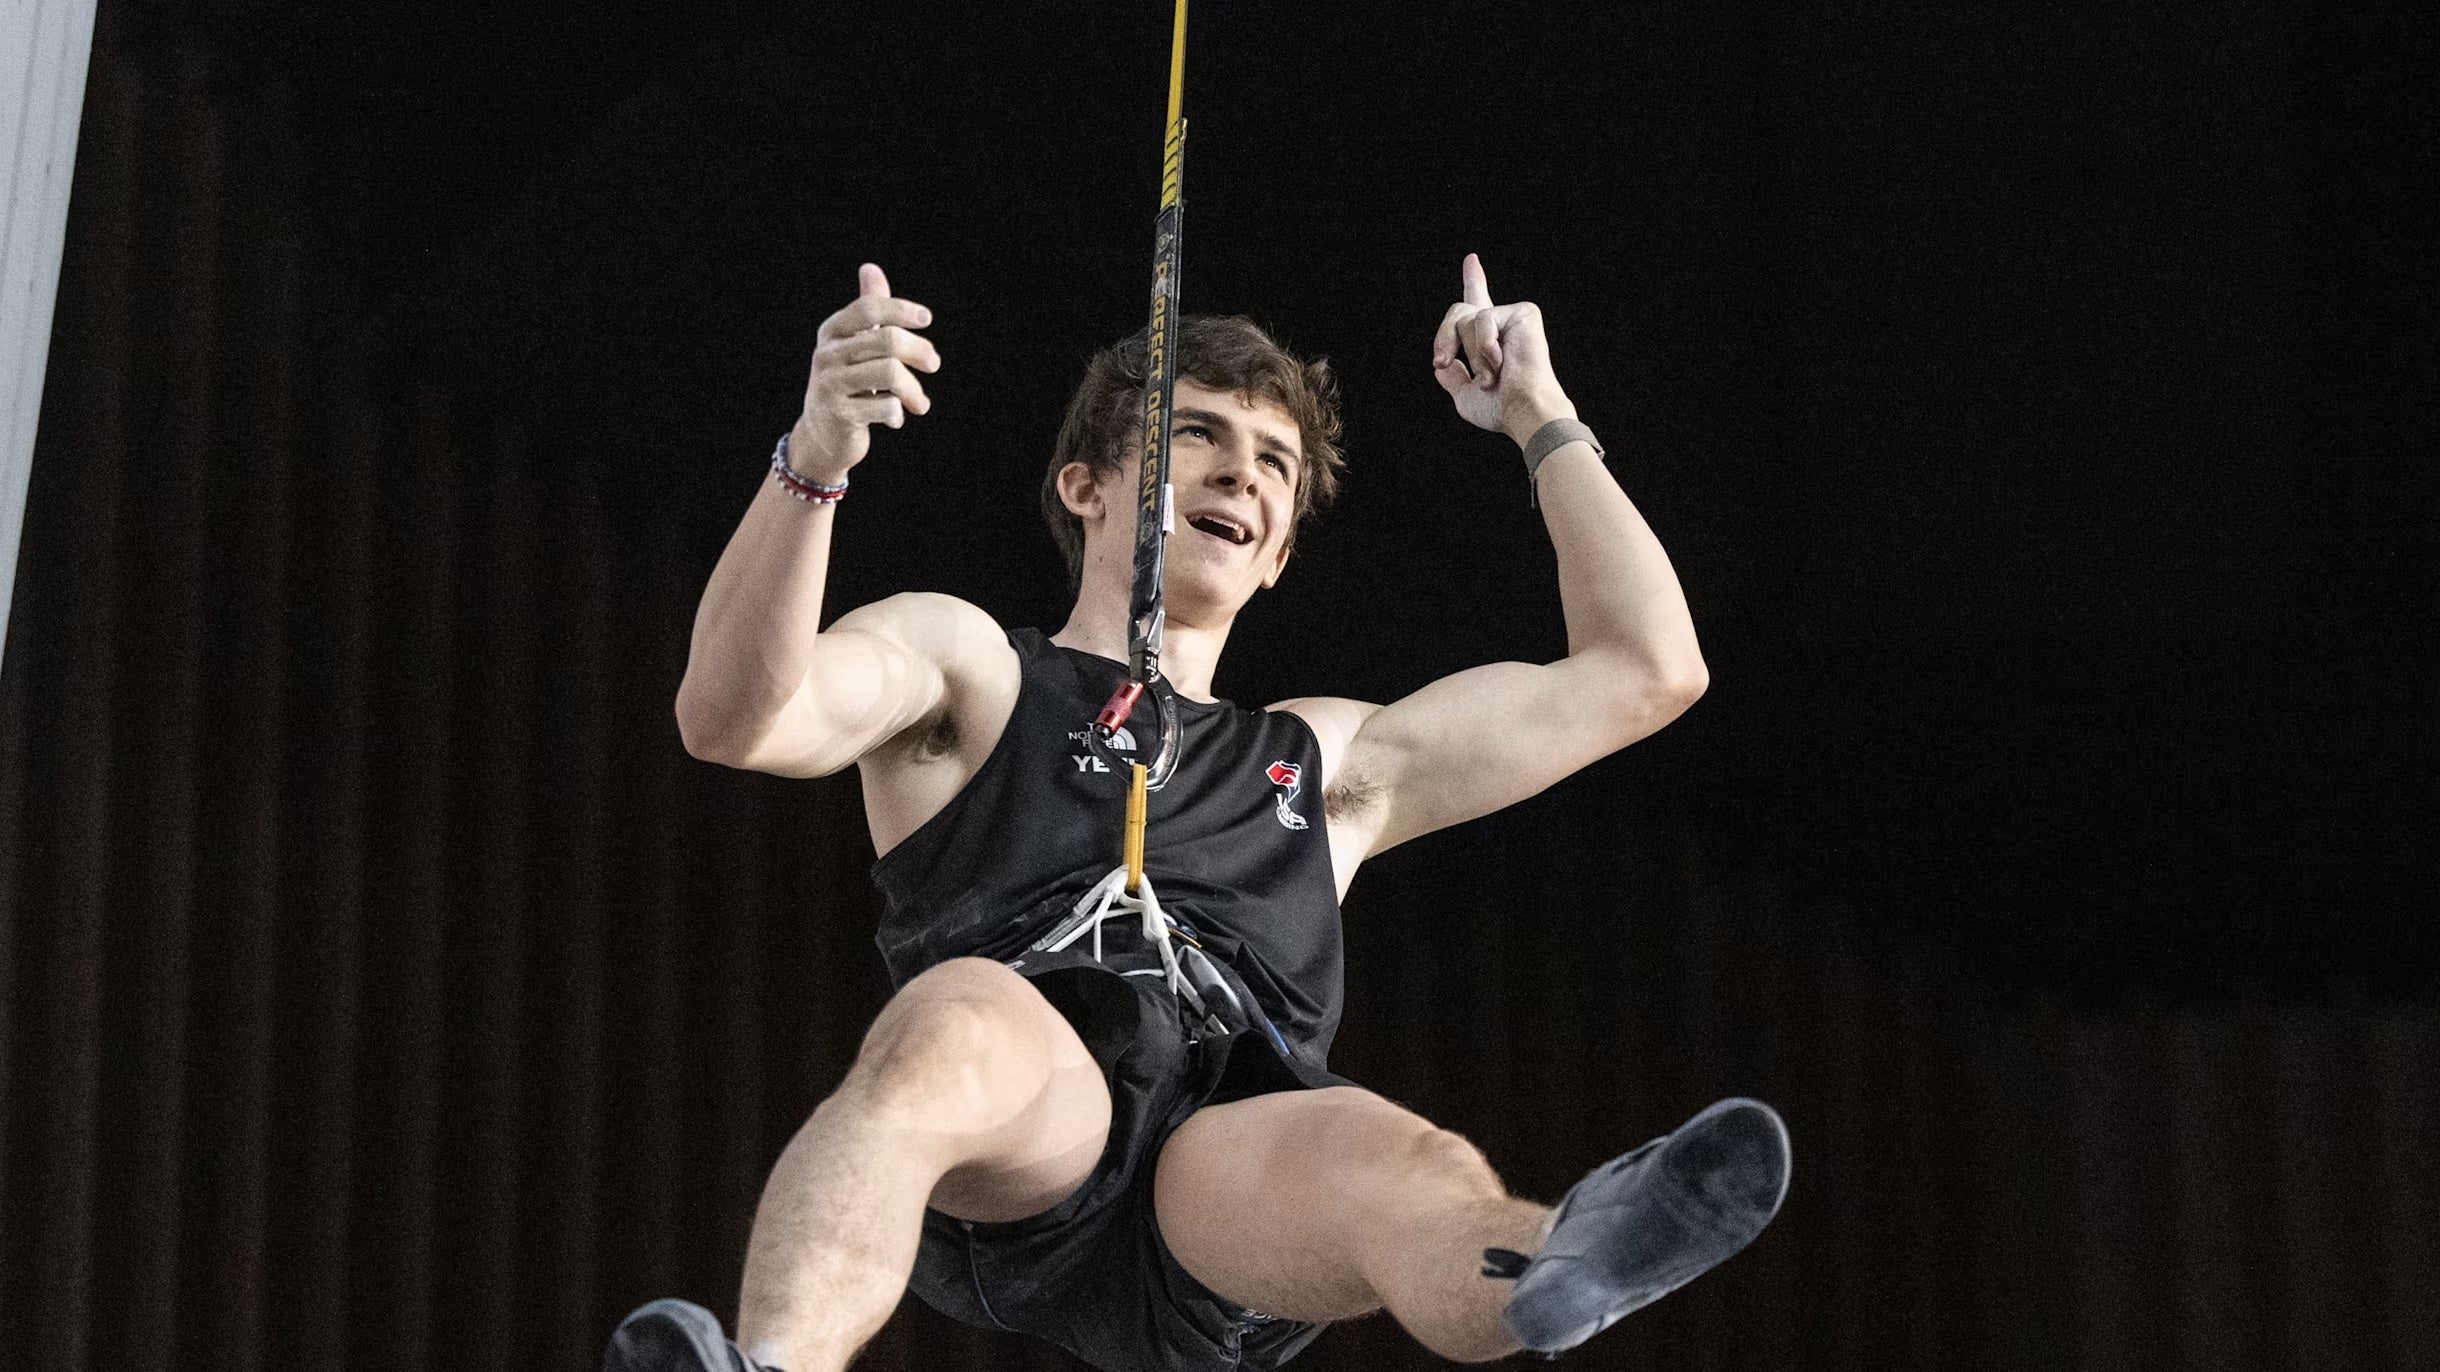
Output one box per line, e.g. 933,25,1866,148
3,2,2433,1369
109,0,2435,998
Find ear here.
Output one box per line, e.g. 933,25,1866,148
1056,461,1107,522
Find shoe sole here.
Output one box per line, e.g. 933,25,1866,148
605,1298,739,1372
1505,1098,1791,1353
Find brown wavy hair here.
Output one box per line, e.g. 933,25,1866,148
1042,314,1345,588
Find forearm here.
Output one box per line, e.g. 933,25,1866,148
1425,255,1704,733
1527,432,1707,691
678,264,938,761
676,432,842,756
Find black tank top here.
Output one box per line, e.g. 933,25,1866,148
872,628,1345,1066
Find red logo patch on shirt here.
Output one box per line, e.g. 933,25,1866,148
1266,760,1310,831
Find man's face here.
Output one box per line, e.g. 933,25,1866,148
1072,378,1303,623
1148,379,1302,619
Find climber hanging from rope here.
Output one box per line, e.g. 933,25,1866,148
607,5,1788,1368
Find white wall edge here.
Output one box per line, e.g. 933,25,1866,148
1,0,100,677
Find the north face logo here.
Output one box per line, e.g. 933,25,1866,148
1067,725,1137,773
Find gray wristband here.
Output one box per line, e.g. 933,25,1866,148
1521,418,1604,508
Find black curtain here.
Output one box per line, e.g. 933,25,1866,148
4,28,2433,1372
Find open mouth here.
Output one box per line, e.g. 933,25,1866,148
1186,513,1255,546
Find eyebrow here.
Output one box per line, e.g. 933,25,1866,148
1173,406,1301,472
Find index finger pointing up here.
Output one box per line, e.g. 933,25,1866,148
1461,252,1493,308
859,262,891,299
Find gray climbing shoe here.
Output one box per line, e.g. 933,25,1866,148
1493,1097,1791,1353
603,1298,775,1372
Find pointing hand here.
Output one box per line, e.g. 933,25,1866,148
1430,253,1575,445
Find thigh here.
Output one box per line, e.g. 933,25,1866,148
864,957,1113,1224
1152,1085,1460,1323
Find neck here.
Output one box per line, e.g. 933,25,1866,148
1051,550,1234,703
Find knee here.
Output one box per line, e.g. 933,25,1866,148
1305,1090,1502,1193
1401,1125,1502,1193
844,959,1051,1130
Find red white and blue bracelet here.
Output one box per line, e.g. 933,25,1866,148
771,432,849,504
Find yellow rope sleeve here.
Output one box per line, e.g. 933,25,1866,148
1125,762,1150,893
1166,0,1188,127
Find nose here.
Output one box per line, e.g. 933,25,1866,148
1205,435,1261,488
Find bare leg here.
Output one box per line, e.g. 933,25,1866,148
736,959,1112,1372
1154,1087,1551,1363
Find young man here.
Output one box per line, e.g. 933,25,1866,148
606,256,1788,1372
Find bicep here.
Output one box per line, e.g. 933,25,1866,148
1341,652,1692,855
728,592,994,778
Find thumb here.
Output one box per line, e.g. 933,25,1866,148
1434,355,1471,398
859,262,891,299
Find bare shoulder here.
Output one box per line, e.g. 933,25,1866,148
833,591,1019,755
1268,695,1386,826
846,592,1021,855
1267,696,1378,773
833,590,1011,675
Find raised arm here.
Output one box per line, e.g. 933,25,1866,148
676,264,986,778
1316,254,1708,858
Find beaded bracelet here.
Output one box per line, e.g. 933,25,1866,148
771,432,849,504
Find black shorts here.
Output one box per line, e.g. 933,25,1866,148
905,946,1353,1372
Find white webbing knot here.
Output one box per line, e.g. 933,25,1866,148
1032,866,1195,1003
